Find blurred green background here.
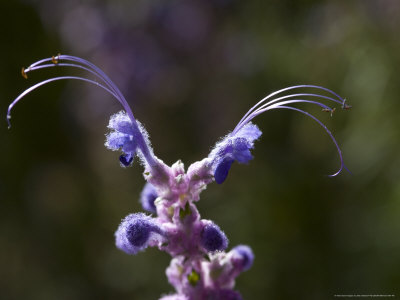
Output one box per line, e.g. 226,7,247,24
1,0,399,299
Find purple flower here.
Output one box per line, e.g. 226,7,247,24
140,182,159,213
208,122,262,184
231,245,254,272
201,221,229,252
106,111,155,168
115,213,165,255
9,54,350,300
105,110,155,167
229,84,348,177
105,110,149,167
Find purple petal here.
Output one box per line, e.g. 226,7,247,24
140,182,158,213
214,158,234,184
201,221,228,252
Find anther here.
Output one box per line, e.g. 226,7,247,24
322,107,336,117
21,67,28,79
342,99,352,110
343,103,352,110
51,54,61,64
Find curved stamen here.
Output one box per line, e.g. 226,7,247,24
28,63,106,83
26,55,129,116
236,85,345,133
27,57,121,102
60,55,128,111
28,57,54,69
265,105,344,176
26,62,124,106
42,57,157,166
261,92,342,107
245,99,332,122
8,55,158,167
7,76,118,128
234,93,339,133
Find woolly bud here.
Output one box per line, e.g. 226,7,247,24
231,245,254,271
140,182,158,214
201,221,228,252
115,213,164,255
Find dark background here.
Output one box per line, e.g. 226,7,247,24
1,0,399,299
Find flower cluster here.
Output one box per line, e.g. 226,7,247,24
8,55,349,299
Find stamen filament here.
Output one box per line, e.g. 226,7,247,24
230,85,349,176
27,57,121,102
8,55,158,167
28,57,54,68
244,99,332,123
26,63,120,101
28,63,104,82
234,93,339,133
268,105,344,176
60,55,129,112
7,76,117,129
236,85,345,133
26,56,127,114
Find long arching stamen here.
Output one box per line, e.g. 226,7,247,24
261,92,342,106
27,63,109,85
234,93,339,133
60,55,128,110
27,57,121,100
236,85,345,133
8,55,158,167
26,55,128,114
244,99,332,123
262,104,344,176
25,62,126,107
54,57,158,166
28,57,54,69
7,76,118,129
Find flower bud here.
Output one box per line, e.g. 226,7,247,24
115,213,164,255
201,221,228,252
231,245,254,271
140,182,158,213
